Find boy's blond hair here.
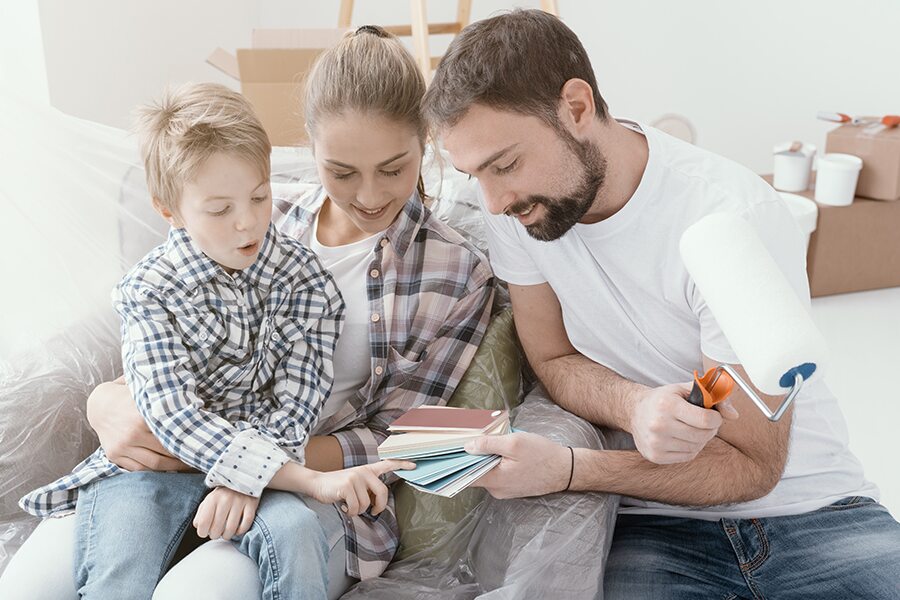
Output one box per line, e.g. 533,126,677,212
135,82,271,212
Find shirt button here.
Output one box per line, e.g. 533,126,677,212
380,238,389,248
374,365,384,376
199,332,208,341
370,269,380,278
273,331,281,340
370,313,380,323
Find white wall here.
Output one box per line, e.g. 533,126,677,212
34,0,900,172
37,0,262,129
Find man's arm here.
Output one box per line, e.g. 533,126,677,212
469,359,791,505
510,282,734,463
572,357,790,504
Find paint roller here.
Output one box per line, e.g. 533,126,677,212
678,212,829,421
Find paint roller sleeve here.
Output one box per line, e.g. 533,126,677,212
678,213,828,397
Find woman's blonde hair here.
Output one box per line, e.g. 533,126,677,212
135,82,271,212
305,25,428,199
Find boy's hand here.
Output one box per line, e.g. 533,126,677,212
194,487,260,540
308,460,414,517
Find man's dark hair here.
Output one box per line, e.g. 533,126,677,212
424,9,609,130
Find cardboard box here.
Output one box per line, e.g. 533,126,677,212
207,29,347,147
764,175,900,296
825,122,900,201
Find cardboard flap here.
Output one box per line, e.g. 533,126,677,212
251,28,348,49
236,49,325,83
206,47,240,79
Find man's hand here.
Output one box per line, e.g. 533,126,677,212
194,487,260,540
306,460,414,517
629,383,739,464
86,377,189,472
465,432,571,499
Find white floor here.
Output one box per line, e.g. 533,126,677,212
810,286,900,518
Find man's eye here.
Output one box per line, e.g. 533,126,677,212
495,159,518,175
332,171,354,180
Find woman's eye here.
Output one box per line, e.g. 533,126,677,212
380,168,402,178
495,159,518,175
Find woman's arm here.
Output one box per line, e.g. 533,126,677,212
87,380,344,472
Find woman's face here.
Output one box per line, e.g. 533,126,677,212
313,111,423,236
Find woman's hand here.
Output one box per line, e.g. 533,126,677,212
86,377,189,472
193,487,260,540
306,460,414,517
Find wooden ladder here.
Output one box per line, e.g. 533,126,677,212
337,1,559,82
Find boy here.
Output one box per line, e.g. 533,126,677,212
20,83,407,597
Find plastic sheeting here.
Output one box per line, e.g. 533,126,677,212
1,87,620,597
344,390,621,600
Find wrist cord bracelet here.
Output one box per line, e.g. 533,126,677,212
564,446,575,491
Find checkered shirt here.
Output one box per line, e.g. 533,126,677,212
273,185,495,579
21,223,344,517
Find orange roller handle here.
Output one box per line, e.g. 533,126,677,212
687,367,735,410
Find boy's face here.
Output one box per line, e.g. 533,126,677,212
157,152,272,274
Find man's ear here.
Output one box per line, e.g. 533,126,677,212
152,197,181,227
558,78,597,133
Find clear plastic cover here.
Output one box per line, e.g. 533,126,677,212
343,390,621,600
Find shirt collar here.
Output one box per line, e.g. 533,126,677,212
295,187,425,258
164,223,280,292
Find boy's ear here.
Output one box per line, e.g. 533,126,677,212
152,197,181,227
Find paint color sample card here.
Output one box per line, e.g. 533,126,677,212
380,408,513,497
388,406,508,433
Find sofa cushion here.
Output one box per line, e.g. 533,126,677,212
392,308,522,560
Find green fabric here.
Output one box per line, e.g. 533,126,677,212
393,307,523,560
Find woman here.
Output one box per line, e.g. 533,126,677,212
1,25,494,599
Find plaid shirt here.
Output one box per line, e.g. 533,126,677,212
273,185,494,579
21,224,344,516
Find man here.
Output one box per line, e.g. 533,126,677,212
423,9,900,598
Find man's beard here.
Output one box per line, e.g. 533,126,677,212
507,134,607,242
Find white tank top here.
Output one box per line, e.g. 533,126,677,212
305,214,382,422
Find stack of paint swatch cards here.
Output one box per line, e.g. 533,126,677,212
378,406,510,497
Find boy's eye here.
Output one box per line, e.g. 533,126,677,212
209,206,229,216
251,195,268,203
494,158,519,175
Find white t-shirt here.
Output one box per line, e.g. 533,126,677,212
305,214,382,423
482,119,878,519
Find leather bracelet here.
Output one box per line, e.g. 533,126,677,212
564,446,575,491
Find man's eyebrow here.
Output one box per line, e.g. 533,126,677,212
324,151,410,170
476,144,518,172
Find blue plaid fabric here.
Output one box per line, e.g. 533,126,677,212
273,185,495,579
21,223,344,517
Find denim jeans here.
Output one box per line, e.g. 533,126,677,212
74,471,334,600
605,496,900,599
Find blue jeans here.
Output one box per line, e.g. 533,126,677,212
605,496,900,599
74,471,334,600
